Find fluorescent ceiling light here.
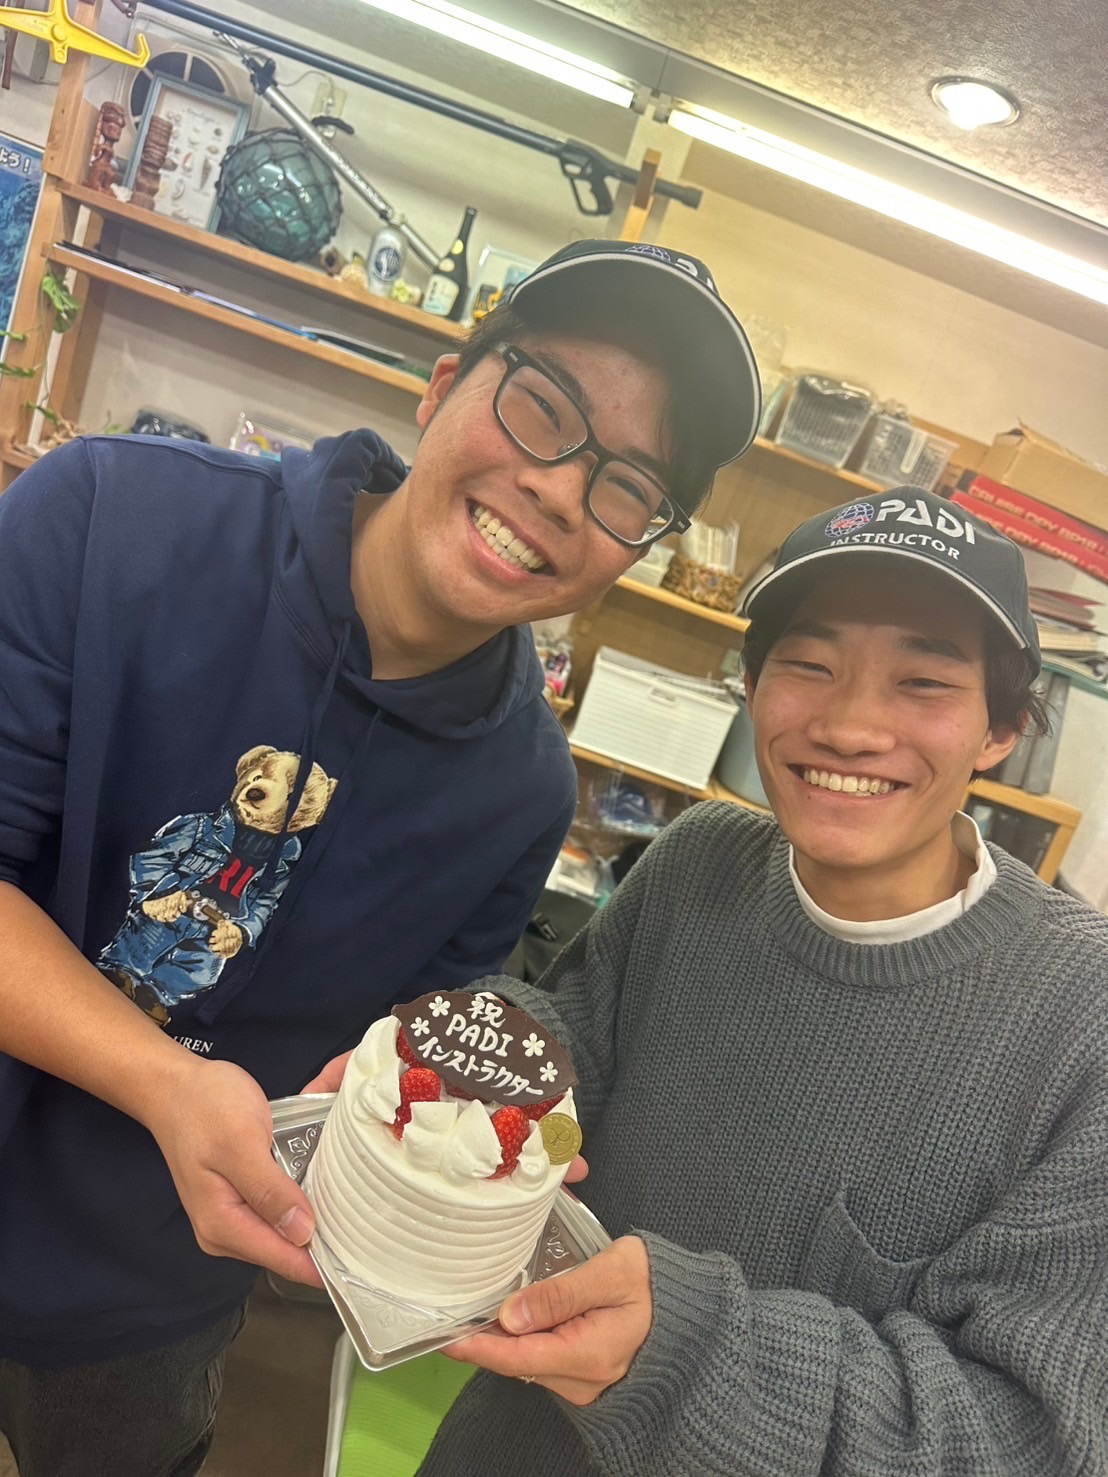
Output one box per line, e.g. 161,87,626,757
670,103,1108,307
356,0,637,107
931,77,1020,131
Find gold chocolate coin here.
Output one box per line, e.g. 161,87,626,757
539,1112,582,1166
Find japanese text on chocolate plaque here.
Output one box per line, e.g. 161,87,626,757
392,990,578,1104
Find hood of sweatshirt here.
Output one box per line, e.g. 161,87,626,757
276,429,544,740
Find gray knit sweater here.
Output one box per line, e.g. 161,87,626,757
417,802,1108,1477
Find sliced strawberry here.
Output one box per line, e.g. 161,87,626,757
391,1067,441,1139
520,1094,564,1122
396,1029,422,1068
488,1105,529,1177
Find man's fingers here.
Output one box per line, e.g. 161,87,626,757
233,1155,316,1245
201,1199,324,1285
300,1050,353,1095
500,1260,603,1334
499,1238,639,1334
564,1154,589,1185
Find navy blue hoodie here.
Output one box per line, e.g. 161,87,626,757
0,431,576,1365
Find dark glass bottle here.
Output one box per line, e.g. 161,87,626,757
424,206,476,320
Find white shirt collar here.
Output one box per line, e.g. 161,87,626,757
789,812,997,945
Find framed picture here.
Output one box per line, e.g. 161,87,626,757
0,135,44,348
464,245,539,321
124,76,250,232
107,9,257,168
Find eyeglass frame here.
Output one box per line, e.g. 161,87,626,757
490,342,691,549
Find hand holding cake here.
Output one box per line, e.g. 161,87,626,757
440,1233,653,1405
305,990,583,1308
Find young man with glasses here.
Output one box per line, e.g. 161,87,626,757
418,494,1108,1477
0,241,760,1475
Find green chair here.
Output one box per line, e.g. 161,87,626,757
324,1335,475,1477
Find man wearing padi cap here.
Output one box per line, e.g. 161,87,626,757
0,240,759,1474
419,491,1108,1477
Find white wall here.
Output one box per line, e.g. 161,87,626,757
0,37,58,149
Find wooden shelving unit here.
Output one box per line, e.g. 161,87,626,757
0,446,34,473
569,740,769,815
749,436,886,493
45,243,435,399
55,184,468,346
614,575,750,632
963,777,1080,884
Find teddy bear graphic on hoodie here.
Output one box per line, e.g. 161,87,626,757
98,745,337,1026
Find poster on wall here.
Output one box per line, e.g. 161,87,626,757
0,135,44,352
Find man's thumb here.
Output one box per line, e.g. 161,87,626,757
275,1201,314,1246
247,1166,315,1246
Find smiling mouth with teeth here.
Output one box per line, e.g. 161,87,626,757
796,768,902,796
469,502,549,573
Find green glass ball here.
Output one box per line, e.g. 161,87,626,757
216,130,342,261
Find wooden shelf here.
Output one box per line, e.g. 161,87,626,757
614,575,750,633
569,742,708,798
57,184,466,346
45,245,434,399
750,436,886,493
569,741,769,814
964,776,1080,828
1,444,35,471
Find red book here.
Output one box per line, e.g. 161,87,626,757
965,476,1108,562
951,490,1108,585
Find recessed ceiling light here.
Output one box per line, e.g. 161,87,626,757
930,77,1021,130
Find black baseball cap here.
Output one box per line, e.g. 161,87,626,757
504,239,761,469
741,488,1041,672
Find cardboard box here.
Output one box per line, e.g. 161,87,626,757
979,423,1108,534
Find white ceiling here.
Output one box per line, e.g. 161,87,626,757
562,0,1108,230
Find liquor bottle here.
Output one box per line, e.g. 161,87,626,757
423,206,476,320
367,221,407,298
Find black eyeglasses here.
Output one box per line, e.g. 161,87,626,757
492,342,689,548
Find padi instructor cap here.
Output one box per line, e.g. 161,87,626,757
504,239,761,469
741,488,1041,673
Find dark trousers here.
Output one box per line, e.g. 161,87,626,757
0,1305,245,1477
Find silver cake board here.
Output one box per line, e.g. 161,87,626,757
269,1092,611,1372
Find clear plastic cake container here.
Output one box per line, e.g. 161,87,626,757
269,1093,611,1371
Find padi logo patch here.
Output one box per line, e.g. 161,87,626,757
627,244,672,262
826,496,977,562
825,503,874,537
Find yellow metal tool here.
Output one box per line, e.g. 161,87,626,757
0,0,149,67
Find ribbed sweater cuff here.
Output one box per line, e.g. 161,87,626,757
564,1231,733,1473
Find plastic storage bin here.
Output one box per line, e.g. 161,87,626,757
854,415,957,492
775,375,873,468
716,697,769,807
572,648,738,791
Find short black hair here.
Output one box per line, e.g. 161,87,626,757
453,288,719,518
742,598,1050,738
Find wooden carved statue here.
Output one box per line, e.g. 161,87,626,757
85,101,126,195
130,115,173,212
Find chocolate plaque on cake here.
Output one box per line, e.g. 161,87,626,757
393,990,578,1104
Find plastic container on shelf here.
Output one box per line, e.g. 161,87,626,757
572,648,738,792
716,696,769,807
854,414,957,492
774,374,874,469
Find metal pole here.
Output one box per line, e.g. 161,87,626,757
137,0,702,214
219,35,442,270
